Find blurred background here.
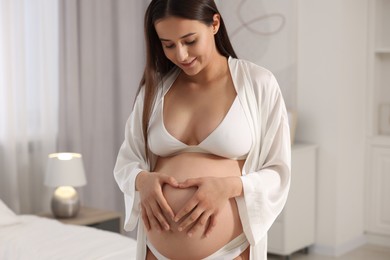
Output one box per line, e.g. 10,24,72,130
1,0,389,258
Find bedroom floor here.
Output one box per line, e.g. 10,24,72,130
268,244,390,260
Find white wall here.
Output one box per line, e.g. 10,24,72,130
296,0,368,255
217,0,298,109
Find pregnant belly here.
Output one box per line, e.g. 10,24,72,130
146,153,245,259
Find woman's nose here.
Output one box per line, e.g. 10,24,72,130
176,45,188,62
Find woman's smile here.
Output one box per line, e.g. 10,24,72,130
180,58,197,69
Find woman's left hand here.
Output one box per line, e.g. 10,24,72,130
174,176,241,237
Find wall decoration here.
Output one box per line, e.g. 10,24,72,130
217,0,297,110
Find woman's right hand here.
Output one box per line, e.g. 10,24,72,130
136,171,178,232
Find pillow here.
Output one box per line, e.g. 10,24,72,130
0,199,21,226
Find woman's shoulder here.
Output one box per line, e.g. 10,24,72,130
229,57,279,91
229,57,274,83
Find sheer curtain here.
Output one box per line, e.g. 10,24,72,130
58,0,147,225
0,0,59,213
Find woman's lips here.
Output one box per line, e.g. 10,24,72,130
180,58,196,68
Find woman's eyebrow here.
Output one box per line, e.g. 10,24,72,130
160,32,196,42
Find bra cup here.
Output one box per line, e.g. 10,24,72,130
148,97,252,159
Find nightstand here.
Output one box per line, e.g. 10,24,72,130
39,207,123,234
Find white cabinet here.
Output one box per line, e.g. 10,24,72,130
268,144,317,258
366,0,390,246
367,0,390,138
366,146,390,243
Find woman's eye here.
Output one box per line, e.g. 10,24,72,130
186,40,196,45
163,40,195,49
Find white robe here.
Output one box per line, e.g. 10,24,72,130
114,57,291,260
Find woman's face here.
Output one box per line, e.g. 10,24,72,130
154,15,220,76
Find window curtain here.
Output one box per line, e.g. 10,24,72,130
0,0,59,213
58,0,147,229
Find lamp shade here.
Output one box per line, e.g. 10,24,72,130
45,153,87,187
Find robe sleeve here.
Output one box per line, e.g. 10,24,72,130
238,73,291,245
113,88,149,231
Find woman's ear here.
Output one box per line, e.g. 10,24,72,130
212,14,221,34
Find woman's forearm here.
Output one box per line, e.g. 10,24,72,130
135,171,149,191
224,176,244,198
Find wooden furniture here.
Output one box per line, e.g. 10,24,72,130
39,207,123,234
267,144,317,259
366,0,390,246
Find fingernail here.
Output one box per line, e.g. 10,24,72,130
178,227,183,232
188,232,192,237
165,225,170,231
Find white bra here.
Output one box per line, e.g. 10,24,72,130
148,95,252,160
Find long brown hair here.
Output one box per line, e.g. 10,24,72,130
139,0,238,158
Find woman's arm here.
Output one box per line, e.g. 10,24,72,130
238,114,290,245
113,91,149,231
237,72,291,245
113,89,178,232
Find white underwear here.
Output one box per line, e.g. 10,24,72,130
146,233,249,260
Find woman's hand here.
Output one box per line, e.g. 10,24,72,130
174,176,242,237
136,171,179,232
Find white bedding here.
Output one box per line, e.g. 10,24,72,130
0,214,137,260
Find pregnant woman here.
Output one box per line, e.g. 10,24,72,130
114,0,291,259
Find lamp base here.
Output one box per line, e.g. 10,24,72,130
51,186,80,218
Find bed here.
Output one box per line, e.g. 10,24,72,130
0,200,137,259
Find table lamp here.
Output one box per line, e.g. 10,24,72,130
45,153,87,218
